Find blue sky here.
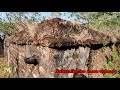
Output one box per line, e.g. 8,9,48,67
0,12,80,23
0,12,69,20
0,12,7,20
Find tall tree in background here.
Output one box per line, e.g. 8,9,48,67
0,12,43,35
69,12,120,35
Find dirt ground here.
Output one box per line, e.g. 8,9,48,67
0,58,12,78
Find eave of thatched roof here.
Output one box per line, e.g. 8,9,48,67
5,18,120,48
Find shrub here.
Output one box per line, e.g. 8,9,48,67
103,44,120,78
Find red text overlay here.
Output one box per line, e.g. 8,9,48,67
56,69,115,74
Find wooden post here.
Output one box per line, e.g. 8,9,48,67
7,43,10,66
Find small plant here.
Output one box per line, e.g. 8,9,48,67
101,43,107,52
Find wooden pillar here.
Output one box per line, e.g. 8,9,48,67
7,43,10,66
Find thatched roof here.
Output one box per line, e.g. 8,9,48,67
5,18,120,47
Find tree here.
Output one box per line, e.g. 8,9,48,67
0,12,120,35
68,12,120,35
0,12,43,35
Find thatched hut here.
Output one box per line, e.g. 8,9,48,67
4,18,120,78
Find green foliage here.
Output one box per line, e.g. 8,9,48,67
103,44,120,78
101,43,108,52
0,12,120,35
0,22,16,35
0,12,44,35
69,12,120,35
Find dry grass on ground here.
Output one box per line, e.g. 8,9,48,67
0,58,12,78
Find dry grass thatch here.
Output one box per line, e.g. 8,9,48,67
5,18,120,47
